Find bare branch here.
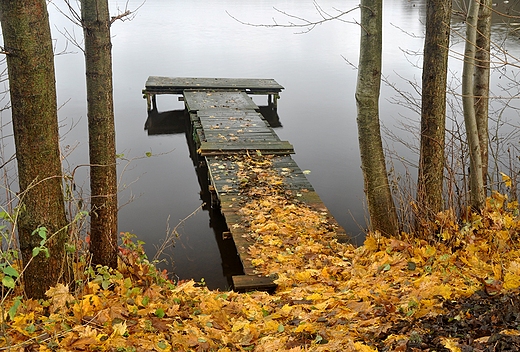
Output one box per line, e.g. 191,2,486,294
52,0,82,27
227,1,359,34
110,10,132,24
111,0,145,24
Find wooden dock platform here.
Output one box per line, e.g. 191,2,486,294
143,77,283,111
143,77,348,291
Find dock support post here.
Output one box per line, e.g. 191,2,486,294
145,93,158,111
267,94,279,109
145,92,151,111
151,94,157,111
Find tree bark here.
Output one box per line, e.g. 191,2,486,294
416,0,451,232
355,0,399,236
0,0,69,298
474,0,491,190
81,0,118,268
462,0,486,210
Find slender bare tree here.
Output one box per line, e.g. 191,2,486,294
355,0,399,236
0,0,69,298
462,0,486,209
416,0,452,232
474,0,492,190
81,0,118,268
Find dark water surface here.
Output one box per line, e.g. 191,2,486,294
1,0,519,290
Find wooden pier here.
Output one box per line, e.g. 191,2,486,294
143,77,348,291
143,76,283,111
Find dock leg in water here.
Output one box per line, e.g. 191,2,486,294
267,94,280,109
145,93,158,111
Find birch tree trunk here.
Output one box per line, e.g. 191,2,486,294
81,0,118,268
462,0,486,209
355,0,399,236
417,0,452,231
474,0,492,190
0,0,69,298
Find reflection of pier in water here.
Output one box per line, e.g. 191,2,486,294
144,106,282,136
143,77,348,291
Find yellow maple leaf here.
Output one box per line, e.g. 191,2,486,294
154,336,172,351
251,258,265,267
262,319,281,333
354,341,378,352
111,321,127,337
12,312,34,335
364,236,379,252
504,274,520,290
294,321,316,333
306,292,322,301
432,284,452,300
500,172,512,188
504,260,520,289
231,318,250,332
500,329,520,336
507,200,518,210
441,337,462,352
74,294,103,317
45,283,75,313
279,304,293,317
295,270,312,282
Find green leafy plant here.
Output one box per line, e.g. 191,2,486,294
86,265,123,290
1,266,18,289
31,226,49,258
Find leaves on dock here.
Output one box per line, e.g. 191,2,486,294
2,156,520,350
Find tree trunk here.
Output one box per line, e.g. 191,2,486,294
474,0,491,190
0,0,69,298
355,0,399,236
81,0,118,268
416,0,452,232
462,0,486,210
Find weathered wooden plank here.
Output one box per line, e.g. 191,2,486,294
232,275,277,292
200,128,276,138
203,133,280,140
197,108,265,118
199,141,294,156
202,126,273,134
199,111,267,123
145,76,284,94
184,91,259,112
202,127,276,136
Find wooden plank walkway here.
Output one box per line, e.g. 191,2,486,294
143,77,348,291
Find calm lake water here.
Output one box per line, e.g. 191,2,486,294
1,0,519,289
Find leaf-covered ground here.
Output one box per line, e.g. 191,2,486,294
2,155,520,351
